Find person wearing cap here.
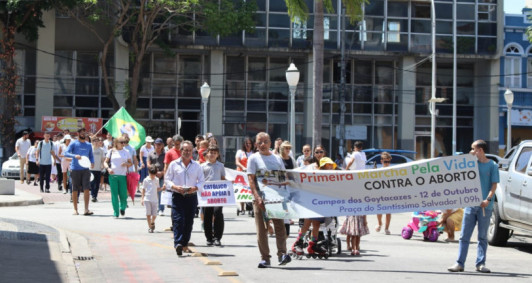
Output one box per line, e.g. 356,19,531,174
139,136,155,184
291,146,331,256
15,131,31,184
65,128,95,215
58,135,72,194
147,138,166,216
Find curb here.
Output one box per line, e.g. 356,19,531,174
0,192,44,207
64,231,106,282
56,227,80,283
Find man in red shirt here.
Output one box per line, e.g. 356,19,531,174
164,134,183,174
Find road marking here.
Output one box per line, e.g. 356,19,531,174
65,229,242,283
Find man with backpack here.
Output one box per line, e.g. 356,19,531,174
36,132,55,193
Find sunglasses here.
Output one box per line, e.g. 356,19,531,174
315,150,324,154
381,160,391,164
119,141,127,144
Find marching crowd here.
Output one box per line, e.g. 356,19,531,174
14,130,499,273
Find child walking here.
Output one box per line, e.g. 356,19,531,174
341,215,369,256
201,145,226,246
141,165,163,233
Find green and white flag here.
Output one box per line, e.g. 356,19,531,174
104,107,146,149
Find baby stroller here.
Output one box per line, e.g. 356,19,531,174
292,217,342,259
236,202,254,217
402,211,444,242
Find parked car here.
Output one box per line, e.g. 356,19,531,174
488,140,532,246
485,153,502,165
1,153,22,179
361,149,416,169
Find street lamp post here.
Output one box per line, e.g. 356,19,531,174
177,117,182,136
504,89,514,154
286,63,300,146
200,82,211,135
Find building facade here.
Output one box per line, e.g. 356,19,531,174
499,7,532,155
7,0,503,166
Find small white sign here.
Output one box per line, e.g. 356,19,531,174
336,125,367,140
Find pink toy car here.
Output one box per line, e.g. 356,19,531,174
402,211,443,242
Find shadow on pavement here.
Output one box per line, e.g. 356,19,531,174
505,241,532,254
0,231,64,282
300,268,531,278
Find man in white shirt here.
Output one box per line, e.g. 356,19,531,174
165,140,205,257
54,132,64,191
296,144,311,168
15,131,31,184
345,141,367,171
103,132,113,154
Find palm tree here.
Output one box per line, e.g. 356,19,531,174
285,0,366,147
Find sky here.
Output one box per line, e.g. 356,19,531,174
505,0,526,14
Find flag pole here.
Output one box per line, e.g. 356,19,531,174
91,107,124,138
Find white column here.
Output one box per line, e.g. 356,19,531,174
114,37,129,107
208,50,224,137
34,10,56,128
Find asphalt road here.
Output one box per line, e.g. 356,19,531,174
1,191,531,283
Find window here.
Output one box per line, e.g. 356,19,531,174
292,17,307,39
528,49,532,88
388,21,401,43
504,44,523,88
514,147,532,174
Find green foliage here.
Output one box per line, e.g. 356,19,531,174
0,0,56,41
285,0,309,23
201,0,257,36
527,13,532,43
284,0,368,24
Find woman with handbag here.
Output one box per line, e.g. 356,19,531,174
103,137,132,218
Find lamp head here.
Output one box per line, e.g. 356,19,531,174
200,82,211,99
285,63,300,87
504,89,514,106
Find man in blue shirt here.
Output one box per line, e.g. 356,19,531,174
65,128,95,215
448,139,499,273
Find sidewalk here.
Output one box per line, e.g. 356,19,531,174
0,179,113,207
0,187,43,207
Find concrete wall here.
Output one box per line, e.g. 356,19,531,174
397,56,416,151
208,50,224,137
474,59,501,154
34,10,56,129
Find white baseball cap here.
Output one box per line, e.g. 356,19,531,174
64,135,72,140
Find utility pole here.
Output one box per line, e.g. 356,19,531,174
339,7,346,158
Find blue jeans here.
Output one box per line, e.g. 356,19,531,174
38,164,52,191
456,206,492,267
171,193,198,248
90,170,101,198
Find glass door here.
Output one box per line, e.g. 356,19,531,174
223,136,242,169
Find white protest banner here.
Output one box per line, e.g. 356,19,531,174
225,168,254,203
255,154,483,219
197,180,236,207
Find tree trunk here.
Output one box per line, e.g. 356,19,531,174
0,26,19,161
127,55,143,115
313,1,324,148
100,42,120,111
